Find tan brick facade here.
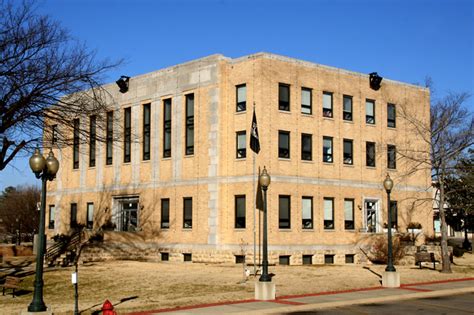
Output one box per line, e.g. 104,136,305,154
46,53,432,265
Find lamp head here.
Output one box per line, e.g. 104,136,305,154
29,148,46,175
383,173,394,192
45,150,59,177
259,166,271,188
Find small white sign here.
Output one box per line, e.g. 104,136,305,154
71,272,77,284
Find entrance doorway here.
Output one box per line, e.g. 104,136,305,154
113,197,139,232
364,199,379,233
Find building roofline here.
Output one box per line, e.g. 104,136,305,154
229,52,430,92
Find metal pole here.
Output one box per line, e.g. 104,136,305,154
28,176,48,312
259,186,271,282
74,263,79,315
253,155,256,276
386,190,396,272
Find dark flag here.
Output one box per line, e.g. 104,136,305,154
250,109,260,154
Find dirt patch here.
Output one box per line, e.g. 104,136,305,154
1,253,473,314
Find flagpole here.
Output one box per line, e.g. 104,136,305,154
252,103,257,277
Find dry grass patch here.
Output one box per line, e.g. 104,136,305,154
1,253,473,314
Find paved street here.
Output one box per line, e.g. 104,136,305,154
289,292,474,314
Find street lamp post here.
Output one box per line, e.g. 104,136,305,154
383,174,396,272
28,148,59,312
259,167,271,282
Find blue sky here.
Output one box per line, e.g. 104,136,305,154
1,0,473,190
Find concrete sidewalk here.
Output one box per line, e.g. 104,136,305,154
127,278,474,315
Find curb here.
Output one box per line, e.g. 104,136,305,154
242,287,474,314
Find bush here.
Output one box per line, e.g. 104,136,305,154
367,235,405,264
407,222,422,229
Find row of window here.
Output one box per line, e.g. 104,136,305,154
63,94,195,169
236,84,397,128
237,131,396,169
48,203,94,230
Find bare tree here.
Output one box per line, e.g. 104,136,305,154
399,84,473,273
0,0,121,170
0,185,40,239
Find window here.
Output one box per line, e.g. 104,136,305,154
387,103,396,128
344,199,355,230
366,142,376,167
183,253,192,262
343,139,353,165
366,99,375,124
323,136,333,163
52,125,58,144
390,201,398,229
278,131,290,158
302,197,313,229
235,255,245,264
235,195,246,229
345,254,355,264
279,255,290,265
236,84,246,112
324,254,334,264
302,255,312,265
89,115,96,167
161,252,169,261
124,107,131,163
106,111,113,165
163,98,172,158
161,199,170,228
324,198,334,229
185,94,194,155
343,95,353,121
236,131,246,159
323,92,333,118
279,83,290,111
48,205,55,229
301,133,312,161
73,119,79,169
301,87,312,114
70,203,77,228
387,145,396,169
279,195,291,229
143,103,151,160
183,197,192,229
86,203,94,229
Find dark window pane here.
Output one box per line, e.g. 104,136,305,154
302,255,312,265
390,201,398,228
366,142,376,167
343,95,353,121
124,107,131,163
388,145,396,169
301,88,312,114
143,103,151,160
323,92,333,118
185,94,194,155
235,255,245,264
183,253,192,261
106,111,113,165
161,199,170,228
343,139,353,165
89,116,96,167
236,84,246,112
235,195,246,228
301,134,312,161
388,103,396,128
279,131,290,158
163,99,172,158
324,254,334,264
279,255,290,265
345,254,355,264
70,203,77,228
323,137,333,163
161,252,169,261
183,197,192,228
279,195,291,229
279,84,290,111
236,131,246,159
73,119,80,169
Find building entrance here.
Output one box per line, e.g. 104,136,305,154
113,197,139,232
364,199,379,233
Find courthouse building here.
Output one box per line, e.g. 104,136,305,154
46,53,432,264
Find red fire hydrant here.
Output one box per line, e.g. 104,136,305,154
102,299,117,315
